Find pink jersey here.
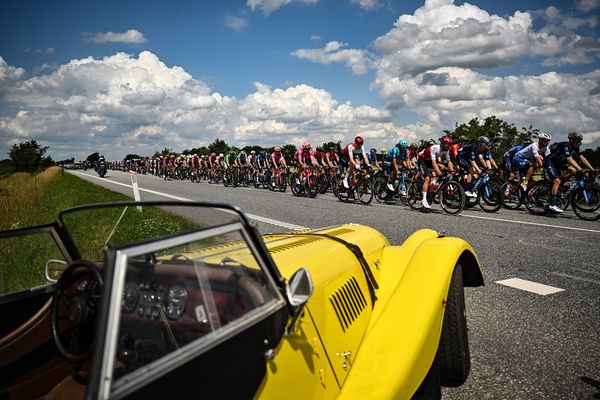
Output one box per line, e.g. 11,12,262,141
297,148,316,164
271,151,284,165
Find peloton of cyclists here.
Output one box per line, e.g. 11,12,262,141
418,136,454,210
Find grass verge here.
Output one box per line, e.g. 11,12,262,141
0,168,200,295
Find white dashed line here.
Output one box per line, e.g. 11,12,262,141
461,214,600,234
551,272,600,286
69,171,308,231
496,278,565,295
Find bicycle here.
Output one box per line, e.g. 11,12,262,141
336,167,374,205
407,172,465,215
291,167,318,198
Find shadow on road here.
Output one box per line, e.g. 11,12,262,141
581,376,600,399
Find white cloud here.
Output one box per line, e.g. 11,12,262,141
0,52,404,159
372,0,600,78
291,41,374,75
576,0,600,13
350,0,379,11
310,34,321,41
223,15,248,31
247,0,318,16
86,29,147,44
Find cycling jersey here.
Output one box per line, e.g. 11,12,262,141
208,154,217,165
386,146,408,163
237,152,247,164
368,153,378,164
514,142,549,161
191,155,200,167
419,145,450,163
297,148,316,165
458,144,491,162
341,143,366,161
548,141,578,169
325,151,339,163
271,151,284,166
502,145,523,173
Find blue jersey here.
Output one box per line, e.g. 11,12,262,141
504,145,523,159
385,146,408,162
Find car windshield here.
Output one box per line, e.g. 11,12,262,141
102,220,284,398
59,202,242,261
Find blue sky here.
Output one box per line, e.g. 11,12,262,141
1,0,599,159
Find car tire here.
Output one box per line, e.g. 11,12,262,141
439,263,470,387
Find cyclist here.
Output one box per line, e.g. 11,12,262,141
191,153,200,178
545,131,594,213
236,150,249,167
297,142,319,182
385,140,410,192
418,136,454,209
270,146,287,186
502,142,528,181
458,136,495,197
340,136,370,188
512,132,552,193
325,146,339,168
368,148,379,169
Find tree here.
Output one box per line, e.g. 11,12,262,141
152,147,172,158
321,141,341,152
449,116,535,158
208,138,229,155
124,153,142,161
581,146,600,168
86,152,100,163
8,140,53,172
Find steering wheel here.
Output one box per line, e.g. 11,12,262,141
51,259,103,364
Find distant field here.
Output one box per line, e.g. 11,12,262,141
0,167,199,296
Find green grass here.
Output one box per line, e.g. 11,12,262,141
0,168,200,296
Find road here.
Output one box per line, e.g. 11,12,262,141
70,169,600,399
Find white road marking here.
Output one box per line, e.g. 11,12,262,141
70,171,308,231
496,278,565,295
461,213,600,234
573,268,600,276
551,272,600,286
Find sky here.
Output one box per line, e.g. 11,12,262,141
0,0,599,160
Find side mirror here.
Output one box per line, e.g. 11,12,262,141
45,259,67,282
286,268,314,308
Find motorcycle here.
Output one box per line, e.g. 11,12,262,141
95,161,107,178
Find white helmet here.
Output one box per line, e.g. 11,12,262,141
537,132,551,140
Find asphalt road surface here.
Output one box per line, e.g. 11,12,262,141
70,169,600,399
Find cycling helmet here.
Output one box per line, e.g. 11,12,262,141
568,131,583,142
370,148,377,153
380,147,387,152
274,146,282,152
477,136,491,146
251,150,256,154
458,135,468,143
211,152,216,157
440,135,453,145
410,143,418,150
219,153,224,157
303,142,311,149
537,132,551,141
240,150,247,154
354,136,364,145
398,139,409,147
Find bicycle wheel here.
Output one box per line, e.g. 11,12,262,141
373,176,390,203
440,181,466,215
479,180,503,213
572,184,600,221
317,174,329,194
290,174,301,197
524,183,548,215
407,180,424,210
277,173,287,192
501,181,523,210
306,175,318,198
398,178,412,206
356,177,373,205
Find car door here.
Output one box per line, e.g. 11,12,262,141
86,221,289,400
0,224,73,399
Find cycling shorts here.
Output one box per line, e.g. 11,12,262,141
418,158,434,175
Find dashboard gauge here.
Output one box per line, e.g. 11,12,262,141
163,284,188,320
122,283,139,313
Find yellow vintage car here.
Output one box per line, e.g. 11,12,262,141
0,201,483,400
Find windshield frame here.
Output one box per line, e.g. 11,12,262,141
86,211,288,400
